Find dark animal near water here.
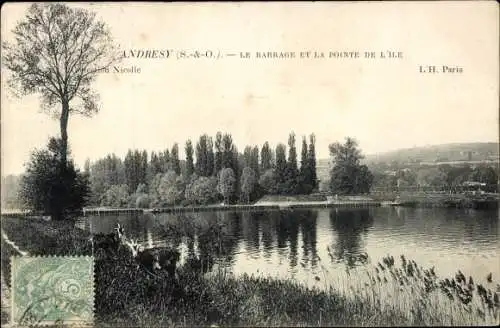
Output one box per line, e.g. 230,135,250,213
128,240,161,272
92,223,126,251
155,248,181,278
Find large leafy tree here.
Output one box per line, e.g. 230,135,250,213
2,3,120,166
185,176,219,205
158,170,185,206
329,137,373,195
19,137,90,220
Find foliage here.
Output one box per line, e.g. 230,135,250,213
298,136,314,194
135,194,151,209
185,140,195,177
185,176,219,205
240,167,257,203
282,132,299,194
19,137,90,219
372,163,499,193
243,146,260,178
147,151,163,185
165,144,178,175
100,184,129,208
308,134,318,190
260,141,274,172
329,137,374,195
157,170,186,206
195,135,214,177
128,183,150,208
258,169,278,195
88,154,126,205
214,132,224,175
2,3,120,165
275,143,287,186
124,150,148,194
218,168,236,204
84,131,319,205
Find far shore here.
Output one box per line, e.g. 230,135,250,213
2,192,498,218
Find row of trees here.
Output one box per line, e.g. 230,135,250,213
1,4,374,218
85,132,319,208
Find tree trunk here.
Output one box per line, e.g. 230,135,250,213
60,99,70,167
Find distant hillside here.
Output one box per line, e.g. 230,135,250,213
315,142,499,185
364,143,498,164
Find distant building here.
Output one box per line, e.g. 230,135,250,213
462,181,487,193
462,181,486,187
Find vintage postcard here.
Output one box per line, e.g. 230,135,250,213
1,1,499,327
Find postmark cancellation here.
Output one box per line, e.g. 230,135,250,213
10,256,94,326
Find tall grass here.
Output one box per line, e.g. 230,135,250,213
319,251,499,326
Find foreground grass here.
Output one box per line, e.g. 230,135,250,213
1,216,499,326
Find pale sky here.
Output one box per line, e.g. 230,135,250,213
1,2,498,175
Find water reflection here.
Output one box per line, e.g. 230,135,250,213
329,208,373,267
77,207,499,289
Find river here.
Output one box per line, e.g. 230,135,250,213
76,207,499,290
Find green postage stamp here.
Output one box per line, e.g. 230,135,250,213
11,256,94,326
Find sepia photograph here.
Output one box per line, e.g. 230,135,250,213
1,1,499,327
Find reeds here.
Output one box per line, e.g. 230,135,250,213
322,251,500,326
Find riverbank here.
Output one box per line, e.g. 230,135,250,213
2,192,497,218
371,191,499,209
1,216,498,326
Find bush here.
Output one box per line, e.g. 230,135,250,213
158,170,186,205
259,169,278,194
19,137,90,219
135,194,151,208
185,176,219,205
100,184,129,208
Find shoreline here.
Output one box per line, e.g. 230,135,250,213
2,198,498,218
1,192,498,218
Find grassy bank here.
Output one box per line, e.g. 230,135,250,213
1,216,499,326
370,191,499,208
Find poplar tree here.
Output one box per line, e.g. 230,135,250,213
285,132,299,194
171,143,181,175
214,132,223,175
309,134,318,190
260,141,273,172
185,139,195,177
